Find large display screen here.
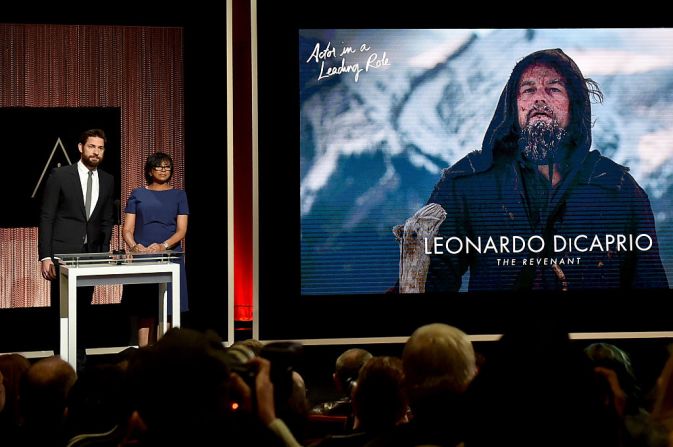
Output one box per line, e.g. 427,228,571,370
257,8,673,340
300,28,672,295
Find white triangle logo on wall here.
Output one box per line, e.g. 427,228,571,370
31,137,73,198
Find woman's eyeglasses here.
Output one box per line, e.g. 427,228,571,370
153,165,172,171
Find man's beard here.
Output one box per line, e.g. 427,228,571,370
518,120,568,165
82,155,102,168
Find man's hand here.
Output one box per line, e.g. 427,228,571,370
230,358,303,447
130,244,147,253
594,366,627,417
228,357,277,425
41,259,56,281
229,371,253,415
251,357,276,425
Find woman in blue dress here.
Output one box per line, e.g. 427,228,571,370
122,152,189,346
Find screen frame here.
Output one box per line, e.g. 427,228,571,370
252,1,673,343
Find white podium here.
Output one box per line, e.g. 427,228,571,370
57,252,180,370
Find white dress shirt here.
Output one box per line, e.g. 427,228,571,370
77,160,99,218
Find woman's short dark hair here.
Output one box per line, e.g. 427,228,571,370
144,152,174,185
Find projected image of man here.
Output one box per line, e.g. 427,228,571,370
424,49,669,291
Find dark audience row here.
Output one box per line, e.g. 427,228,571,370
2,321,673,447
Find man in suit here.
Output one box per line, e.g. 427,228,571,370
39,128,115,357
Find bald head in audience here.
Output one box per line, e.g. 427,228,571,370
22,356,77,402
403,323,477,400
20,356,77,441
335,348,373,394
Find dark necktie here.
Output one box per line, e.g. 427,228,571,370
85,170,93,220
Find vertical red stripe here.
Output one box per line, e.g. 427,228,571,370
232,0,253,321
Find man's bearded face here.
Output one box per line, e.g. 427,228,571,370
79,136,105,169
517,63,570,164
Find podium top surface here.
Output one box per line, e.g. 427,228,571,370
55,251,182,267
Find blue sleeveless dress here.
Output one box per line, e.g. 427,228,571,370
122,187,189,314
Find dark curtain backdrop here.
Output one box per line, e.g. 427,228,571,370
0,24,184,308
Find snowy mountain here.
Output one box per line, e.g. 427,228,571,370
300,28,673,294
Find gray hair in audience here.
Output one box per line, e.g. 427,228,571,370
402,323,476,396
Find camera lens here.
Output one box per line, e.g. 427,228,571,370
223,344,257,385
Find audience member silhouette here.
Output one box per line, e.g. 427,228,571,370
126,328,241,446
641,346,673,447
312,348,373,418
315,356,407,447
260,341,307,437
367,323,477,447
126,327,298,447
353,357,407,433
19,355,77,447
0,353,30,443
465,318,620,447
63,364,130,445
586,343,640,411
283,370,310,443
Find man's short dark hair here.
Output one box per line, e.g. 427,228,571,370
79,128,107,146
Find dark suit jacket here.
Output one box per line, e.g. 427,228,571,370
38,163,114,259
